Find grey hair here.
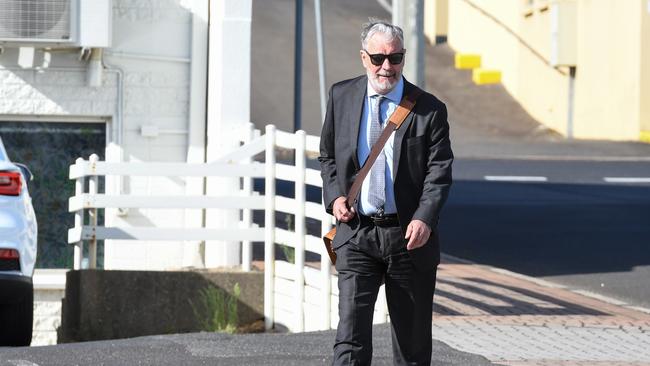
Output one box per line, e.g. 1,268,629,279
360,19,404,50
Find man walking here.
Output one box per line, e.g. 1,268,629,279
319,20,453,365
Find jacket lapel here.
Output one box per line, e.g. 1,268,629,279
348,76,367,171
392,79,417,180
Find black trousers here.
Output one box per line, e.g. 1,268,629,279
332,219,438,366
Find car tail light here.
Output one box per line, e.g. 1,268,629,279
0,249,19,259
0,249,20,271
0,171,22,196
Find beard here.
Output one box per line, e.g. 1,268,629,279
367,71,401,94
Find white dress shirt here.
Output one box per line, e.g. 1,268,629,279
357,77,404,215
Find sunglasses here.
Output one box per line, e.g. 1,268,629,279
363,50,404,66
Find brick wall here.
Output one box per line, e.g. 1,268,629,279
0,67,117,116
32,269,67,346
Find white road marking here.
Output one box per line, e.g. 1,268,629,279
460,155,650,162
484,176,548,182
8,361,40,366
604,177,650,183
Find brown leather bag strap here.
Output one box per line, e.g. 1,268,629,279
345,87,423,207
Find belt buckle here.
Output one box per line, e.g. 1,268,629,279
376,207,385,219
372,207,386,225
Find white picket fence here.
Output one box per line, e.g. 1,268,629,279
68,124,389,332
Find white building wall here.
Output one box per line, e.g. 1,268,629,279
0,0,200,270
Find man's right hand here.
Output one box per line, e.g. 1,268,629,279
333,196,356,222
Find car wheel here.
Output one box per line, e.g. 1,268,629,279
0,283,34,347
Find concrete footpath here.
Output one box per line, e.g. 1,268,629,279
434,255,650,366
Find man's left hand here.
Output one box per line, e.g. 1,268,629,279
405,219,431,250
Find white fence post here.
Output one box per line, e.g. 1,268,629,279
88,154,99,269
242,123,255,272
264,125,276,330
73,158,85,270
294,130,306,332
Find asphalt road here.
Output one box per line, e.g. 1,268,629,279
454,158,650,184
0,325,495,366
441,158,650,309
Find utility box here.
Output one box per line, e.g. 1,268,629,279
550,0,577,66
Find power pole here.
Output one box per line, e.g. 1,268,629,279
294,0,303,131
392,0,425,88
314,0,327,123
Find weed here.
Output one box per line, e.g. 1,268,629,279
190,283,241,333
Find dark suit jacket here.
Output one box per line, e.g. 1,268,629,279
319,75,453,271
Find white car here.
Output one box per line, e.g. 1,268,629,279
0,136,38,347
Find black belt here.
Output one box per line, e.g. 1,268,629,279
360,213,400,227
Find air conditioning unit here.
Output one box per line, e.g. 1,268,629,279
0,0,111,48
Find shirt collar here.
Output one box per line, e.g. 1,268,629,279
367,76,404,104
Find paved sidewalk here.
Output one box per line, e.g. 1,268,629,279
434,255,650,365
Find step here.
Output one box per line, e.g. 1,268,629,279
641,131,650,143
454,53,481,69
472,68,501,85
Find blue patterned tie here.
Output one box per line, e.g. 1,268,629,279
368,95,386,212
